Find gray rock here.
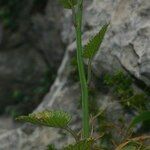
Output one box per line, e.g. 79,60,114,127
0,0,150,149
89,0,150,85
62,0,150,85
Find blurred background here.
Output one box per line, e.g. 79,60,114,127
0,0,65,127
0,0,149,149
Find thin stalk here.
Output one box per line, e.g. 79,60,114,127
65,126,79,142
74,0,90,138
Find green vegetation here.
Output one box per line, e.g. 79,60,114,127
16,0,150,149
103,71,149,111
17,110,72,128
129,111,150,129
74,0,90,137
47,144,57,150
4,69,55,118
0,0,20,29
63,138,94,150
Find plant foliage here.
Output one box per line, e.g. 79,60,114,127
63,138,94,150
47,144,57,150
129,111,150,129
16,110,71,128
116,135,150,150
83,24,109,59
59,0,77,9
15,0,150,149
104,71,149,111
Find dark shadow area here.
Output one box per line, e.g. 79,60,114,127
0,0,64,120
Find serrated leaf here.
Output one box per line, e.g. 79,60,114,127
83,24,109,59
129,111,150,129
59,0,77,9
63,138,94,150
16,110,71,128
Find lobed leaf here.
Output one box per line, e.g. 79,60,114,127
83,24,109,59
129,111,150,129
59,0,77,9
16,110,72,128
63,138,94,150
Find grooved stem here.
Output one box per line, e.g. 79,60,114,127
74,0,90,138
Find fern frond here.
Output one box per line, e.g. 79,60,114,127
83,24,109,59
59,0,77,9
16,110,71,128
63,138,94,150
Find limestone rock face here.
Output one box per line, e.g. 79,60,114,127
0,0,149,149
89,0,150,85
63,0,150,85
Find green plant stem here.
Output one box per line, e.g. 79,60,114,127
65,126,79,142
74,0,90,138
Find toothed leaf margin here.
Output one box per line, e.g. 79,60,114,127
16,110,72,128
83,24,109,59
